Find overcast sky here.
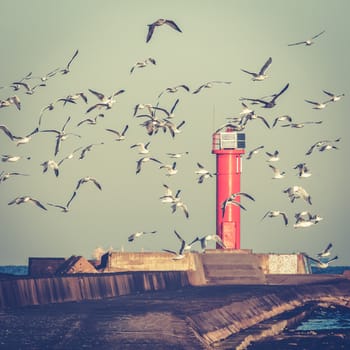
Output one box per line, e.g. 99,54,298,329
0,0,349,265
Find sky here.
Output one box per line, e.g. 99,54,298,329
0,0,349,266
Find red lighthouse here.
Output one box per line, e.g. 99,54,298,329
212,129,246,249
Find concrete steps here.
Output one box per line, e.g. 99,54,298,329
200,251,266,285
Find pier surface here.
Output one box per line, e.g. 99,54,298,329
1,278,349,349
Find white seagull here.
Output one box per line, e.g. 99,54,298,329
262,210,288,226
8,196,47,210
288,31,325,46
128,230,157,242
130,57,156,74
76,176,102,191
0,171,29,183
303,254,338,269
272,115,293,128
193,81,231,94
293,163,312,178
1,155,31,162
130,141,151,154
322,90,345,103
283,185,312,205
265,150,280,162
40,116,81,156
246,145,264,160
160,162,178,176
105,125,129,141
86,88,125,113
199,234,226,252
304,99,329,110
317,243,333,258
60,49,79,75
47,192,77,213
136,157,163,174
40,160,60,177
158,84,190,99
241,57,272,81
146,19,182,43
268,164,286,179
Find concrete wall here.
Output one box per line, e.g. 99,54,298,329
106,251,197,272
105,251,308,275
0,271,190,308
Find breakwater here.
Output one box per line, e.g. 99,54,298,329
0,279,349,349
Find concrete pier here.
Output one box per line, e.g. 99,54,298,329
1,251,349,348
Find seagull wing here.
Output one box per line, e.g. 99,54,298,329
165,20,182,32
30,198,47,210
304,100,319,106
0,125,14,140
288,41,306,46
280,212,288,226
312,30,325,40
272,83,289,101
88,89,105,101
66,49,79,70
259,57,272,75
241,69,256,77
146,24,156,43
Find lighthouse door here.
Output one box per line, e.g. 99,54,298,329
221,221,236,249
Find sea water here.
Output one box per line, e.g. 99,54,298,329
296,306,350,331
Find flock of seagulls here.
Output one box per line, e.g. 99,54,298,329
0,18,345,264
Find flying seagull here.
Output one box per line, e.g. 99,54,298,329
160,162,178,176
322,90,345,103
130,57,156,74
41,116,81,156
268,164,286,179
193,81,231,94
288,30,325,46
146,19,182,43
304,99,329,110
317,243,333,258
246,145,264,160
128,230,157,242
76,176,102,191
0,125,15,141
158,84,190,99
294,162,312,178
105,125,129,141
86,88,125,113
60,49,79,74
130,141,151,154
283,185,312,205
303,254,338,269
173,230,199,253
262,210,288,226
199,234,226,252
136,157,163,174
240,83,289,108
0,171,29,183
8,196,47,211
47,192,77,213
241,57,272,81
40,160,60,177
305,138,341,155
272,115,293,128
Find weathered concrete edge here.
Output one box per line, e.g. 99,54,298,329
232,300,347,350
186,283,350,347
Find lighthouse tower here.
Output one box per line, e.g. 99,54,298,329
212,128,246,249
